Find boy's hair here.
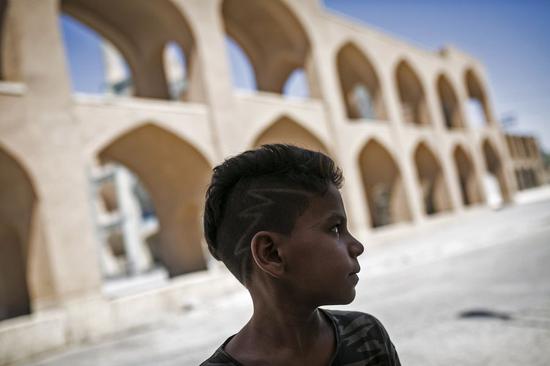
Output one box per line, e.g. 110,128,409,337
203,144,343,285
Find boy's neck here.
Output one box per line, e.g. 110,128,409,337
224,285,335,364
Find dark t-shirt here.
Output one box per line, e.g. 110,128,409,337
200,309,401,366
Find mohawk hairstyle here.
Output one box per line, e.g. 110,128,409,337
203,144,343,285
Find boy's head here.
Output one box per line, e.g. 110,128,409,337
204,144,363,303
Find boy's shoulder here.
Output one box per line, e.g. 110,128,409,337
322,309,401,366
200,309,400,366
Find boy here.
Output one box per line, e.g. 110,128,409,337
201,144,400,365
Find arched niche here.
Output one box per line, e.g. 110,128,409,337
60,0,202,101
98,123,211,277
253,116,328,154
395,60,430,125
482,139,511,203
453,145,482,206
465,69,491,127
413,142,452,215
437,74,464,129
0,147,36,320
221,0,317,97
358,139,410,227
337,42,386,120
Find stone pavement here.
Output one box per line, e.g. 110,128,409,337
17,191,550,366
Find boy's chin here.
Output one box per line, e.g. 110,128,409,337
321,289,357,306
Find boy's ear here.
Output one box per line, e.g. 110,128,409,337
250,231,285,278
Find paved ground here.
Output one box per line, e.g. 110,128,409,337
21,196,550,366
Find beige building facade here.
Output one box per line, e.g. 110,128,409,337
0,0,519,363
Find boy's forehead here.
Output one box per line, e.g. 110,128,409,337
298,184,345,223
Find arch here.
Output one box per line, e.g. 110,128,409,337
221,0,316,96
482,139,510,202
98,123,211,277
465,69,491,126
395,60,430,125
413,142,452,215
0,146,36,320
253,116,329,154
358,139,411,227
453,145,482,206
437,74,464,129
336,42,386,120
60,0,201,100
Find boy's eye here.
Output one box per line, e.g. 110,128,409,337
330,225,340,235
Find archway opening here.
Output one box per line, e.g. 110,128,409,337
396,61,430,125
358,140,410,227
91,162,164,281
465,69,491,127
0,148,36,321
163,41,187,101
96,124,211,278
222,0,317,97
437,74,463,129
282,68,310,98
253,116,328,154
225,35,257,91
337,43,386,120
60,0,200,101
413,143,452,215
453,146,481,206
482,139,510,204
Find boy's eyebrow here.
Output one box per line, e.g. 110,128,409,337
310,211,346,229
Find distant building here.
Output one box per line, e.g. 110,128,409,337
0,0,526,363
505,133,547,188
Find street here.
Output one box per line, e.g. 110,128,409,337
20,199,550,366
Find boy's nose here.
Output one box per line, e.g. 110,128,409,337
348,235,364,257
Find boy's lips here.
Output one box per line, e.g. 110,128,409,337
348,265,361,276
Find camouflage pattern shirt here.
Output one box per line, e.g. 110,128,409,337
200,309,401,366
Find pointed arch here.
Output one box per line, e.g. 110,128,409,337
413,142,452,215
60,0,201,100
0,146,36,320
98,123,211,277
453,145,482,206
465,69,491,126
358,139,411,227
395,60,430,125
253,116,328,154
221,0,317,96
482,139,511,202
437,74,464,129
337,42,386,120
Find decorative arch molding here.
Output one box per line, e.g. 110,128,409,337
89,120,215,169
97,123,211,277
395,59,430,126
358,138,411,228
464,68,492,125
412,141,452,215
221,0,316,96
0,144,38,321
481,138,511,202
452,144,482,206
60,0,200,100
252,115,330,155
436,73,464,129
336,41,387,121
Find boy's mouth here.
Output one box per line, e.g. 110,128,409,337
348,265,361,276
